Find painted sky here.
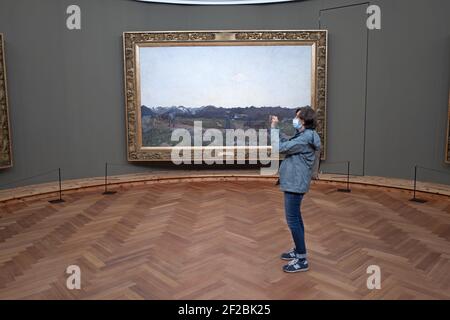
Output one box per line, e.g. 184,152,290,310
139,45,312,108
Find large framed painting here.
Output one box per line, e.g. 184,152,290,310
0,33,12,169
123,30,328,162
446,90,450,163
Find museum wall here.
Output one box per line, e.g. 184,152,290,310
0,0,449,189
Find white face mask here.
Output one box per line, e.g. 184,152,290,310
293,117,302,130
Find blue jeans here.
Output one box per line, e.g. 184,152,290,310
284,191,307,259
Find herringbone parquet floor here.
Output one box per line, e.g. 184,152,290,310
0,180,449,300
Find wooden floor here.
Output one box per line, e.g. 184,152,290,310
0,180,449,300
1,170,449,203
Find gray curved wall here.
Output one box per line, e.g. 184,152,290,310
0,0,449,189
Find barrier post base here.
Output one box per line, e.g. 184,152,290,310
409,197,427,203
49,199,65,204
103,190,117,195
337,188,351,193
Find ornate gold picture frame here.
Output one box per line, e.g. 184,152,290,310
446,91,450,164
123,30,327,162
0,33,12,169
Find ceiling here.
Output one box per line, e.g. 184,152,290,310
135,0,298,5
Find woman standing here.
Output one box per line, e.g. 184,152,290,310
271,107,321,273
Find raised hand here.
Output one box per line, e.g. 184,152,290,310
271,115,279,128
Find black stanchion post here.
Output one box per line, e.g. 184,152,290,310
103,162,117,195
338,161,351,193
410,165,427,203
49,168,65,204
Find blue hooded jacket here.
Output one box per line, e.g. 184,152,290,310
276,128,321,194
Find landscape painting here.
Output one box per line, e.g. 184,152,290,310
139,44,312,147
123,31,328,161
